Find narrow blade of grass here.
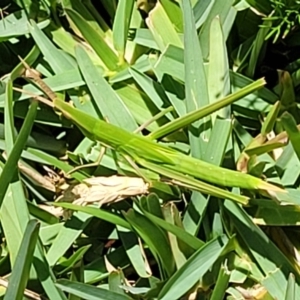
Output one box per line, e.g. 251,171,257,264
65,8,119,71
261,101,281,136
56,279,131,300
52,202,131,229
4,220,40,300
285,273,296,300
46,212,92,266
0,100,38,207
123,209,176,277
210,263,231,300
75,45,137,130
280,112,300,161
158,236,229,300
182,0,209,158
112,0,135,61
117,225,151,278
146,2,183,51
208,16,230,120
148,78,266,140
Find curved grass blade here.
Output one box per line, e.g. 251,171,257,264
280,112,300,161
56,279,131,300
158,236,229,300
224,200,300,299
4,220,40,300
139,206,204,249
46,212,92,266
0,100,38,208
52,202,131,229
65,8,119,71
124,209,176,277
117,225,151,278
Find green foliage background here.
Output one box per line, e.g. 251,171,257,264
0,0,300,299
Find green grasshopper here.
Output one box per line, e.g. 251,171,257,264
20,60,285,204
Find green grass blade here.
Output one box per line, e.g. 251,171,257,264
62,0,106,37
4,79,15,153
0,10,49,42
3,81,33,268
245,20,270,78
140,207,204,249
203,118,232,165
146,2,183,51
193,0,215,29
160,0,183,32
56,245,91,275
261,101,281,136
52,202,131,229
0,100,38,208
4,220,40,300
275,144,300,186
280,112,300,161
208,16,230,120
129,67,174,120
285,273,296,300
0,182,31,266
75,45,137,130
117,225,151,278
224,200,299,299
56,279,131,300
34,241,68,299
112,0,135,61
46,212,92,266
210,263,231,300
124,209,176,277
158,236,229,300
27,201,59,224
161,203,188,268
29,20,75,73
199,0,232,60
108,269,127,295
148,78,266,140
69,260,84,300
182,0,209,158
65,8,119,71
